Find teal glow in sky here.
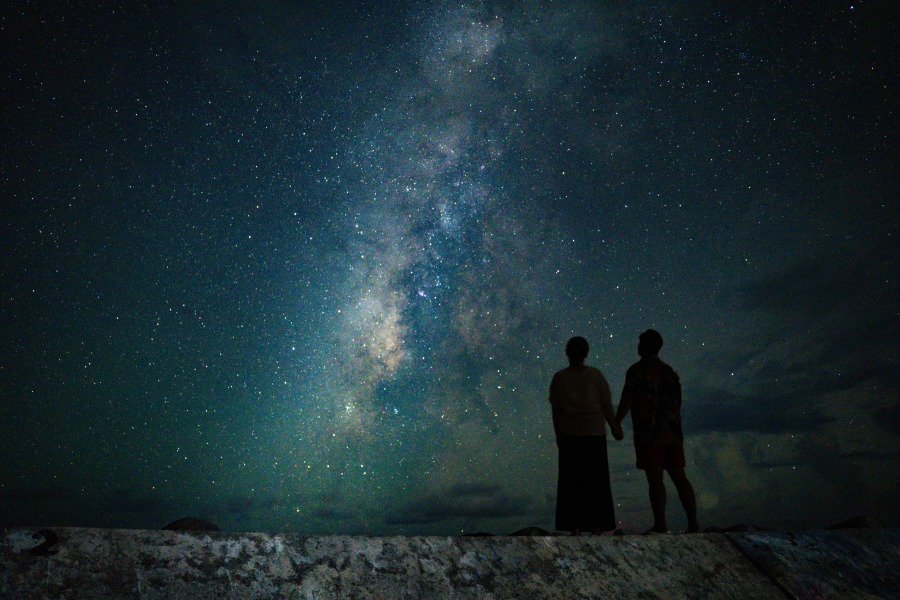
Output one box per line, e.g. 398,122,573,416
2,1,897,534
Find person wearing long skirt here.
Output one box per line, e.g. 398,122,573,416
549,336,624,535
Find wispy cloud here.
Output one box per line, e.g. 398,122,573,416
385,482,531,525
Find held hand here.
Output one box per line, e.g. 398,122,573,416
612,422,624,441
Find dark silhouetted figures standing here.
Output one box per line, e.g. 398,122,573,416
549,336,624,535
615,329,700,533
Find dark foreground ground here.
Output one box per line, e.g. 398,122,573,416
2,526,898,598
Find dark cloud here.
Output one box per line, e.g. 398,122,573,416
792,433,866,520
0,487,75,502
749,448,897,470
742,256,883,317
692,241,898,434
106,490,165,514
686,390,834,434
306,492,353,522
385,483,531,525
738,240,898,356
220,494,284,514
871,404,900,436
313,507,341,520
225,495,254,513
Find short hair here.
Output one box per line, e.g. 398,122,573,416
639,329,664,354
565,336,589,361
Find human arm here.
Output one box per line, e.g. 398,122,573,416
614,392,632,425
615,368,634,428
598,373,623,440
672,372,682,411
610,415,624,441
549,375,560,435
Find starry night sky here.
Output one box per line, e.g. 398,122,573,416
2,1,897,534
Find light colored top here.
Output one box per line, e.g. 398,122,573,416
549,365,613,436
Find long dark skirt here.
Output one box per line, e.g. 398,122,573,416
555,433,616,532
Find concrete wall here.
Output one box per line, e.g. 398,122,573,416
2,527,897,598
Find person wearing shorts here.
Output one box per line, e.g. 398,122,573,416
615,329,700,533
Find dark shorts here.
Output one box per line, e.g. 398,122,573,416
635,442,685,471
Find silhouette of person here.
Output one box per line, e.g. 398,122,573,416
615,329,700,533
549,336,624,535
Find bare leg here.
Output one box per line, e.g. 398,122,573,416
644,467,668,532
668,468,700,532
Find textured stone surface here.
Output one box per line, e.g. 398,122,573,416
729,529,900,600
1,527,897,599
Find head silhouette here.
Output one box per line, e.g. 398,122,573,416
565,336,590,365
638,329,663,358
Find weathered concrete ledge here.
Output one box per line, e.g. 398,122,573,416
2,527,897,598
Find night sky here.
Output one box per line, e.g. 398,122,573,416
2,1,897,535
